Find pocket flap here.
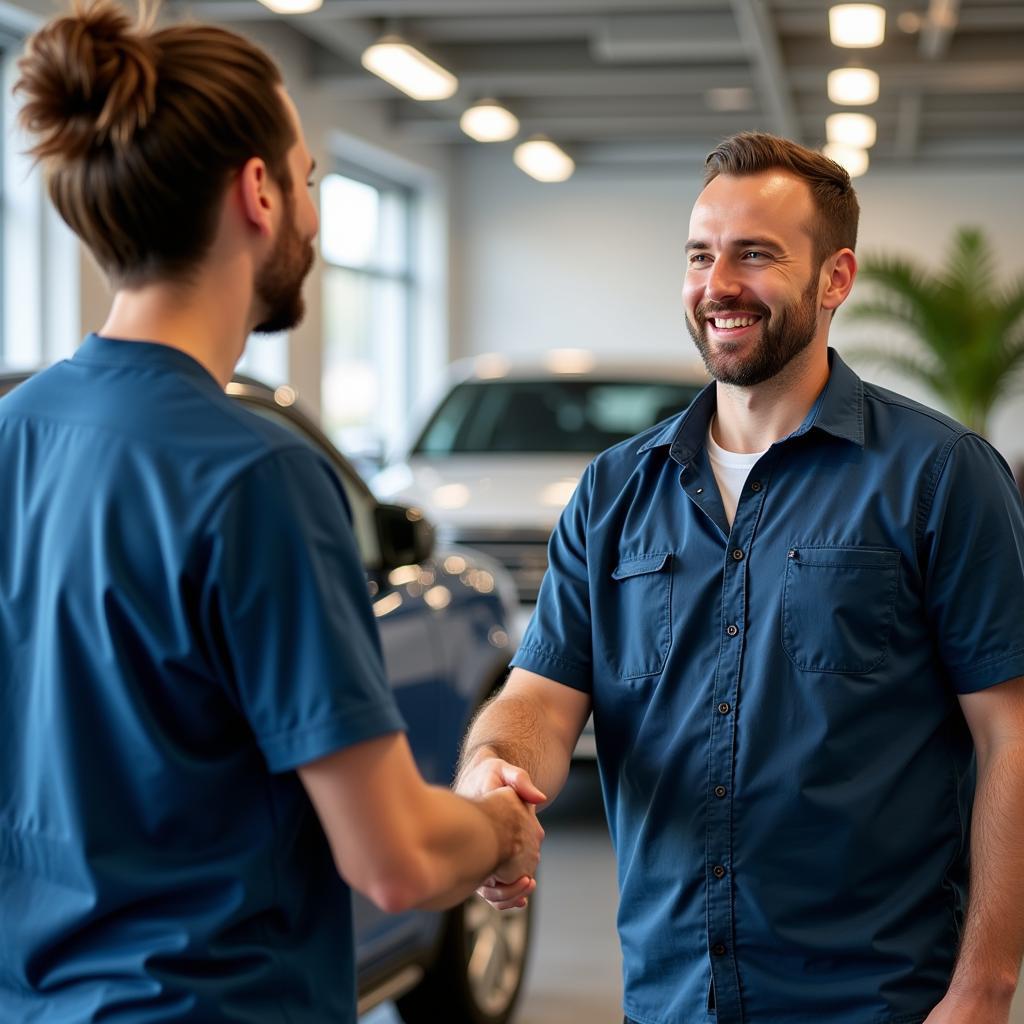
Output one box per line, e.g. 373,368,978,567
788,545,899,570
611,552,671,580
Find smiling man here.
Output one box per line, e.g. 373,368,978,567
456,132,1024,1024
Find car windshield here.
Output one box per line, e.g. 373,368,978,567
413,378,703,455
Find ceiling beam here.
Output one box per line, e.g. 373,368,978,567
730,0,801,141
920,0,961,59
895,92,923,159
174,0,715,18
317,66,754,98
396,111,766,142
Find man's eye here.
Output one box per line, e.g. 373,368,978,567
689,253,710,264
742,251,768,260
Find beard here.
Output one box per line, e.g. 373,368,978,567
252,198,315,335
685,273,820,386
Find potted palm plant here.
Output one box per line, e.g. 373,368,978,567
843,227,1024,437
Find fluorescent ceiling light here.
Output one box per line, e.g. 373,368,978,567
827,67,879,105
514,138,575,183
829,4,886,47
256,0,322,12
460,100,519,142
823,142,870,178
361,36,458,101
826,112,877,148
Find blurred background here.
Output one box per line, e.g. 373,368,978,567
2,1,1022,1022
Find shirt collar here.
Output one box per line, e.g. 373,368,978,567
72,333,222,390
637,348,865,463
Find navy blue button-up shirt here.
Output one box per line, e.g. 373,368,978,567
0,336,404,1022
513,350,1024,1024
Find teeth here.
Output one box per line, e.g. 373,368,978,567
712,316,757,328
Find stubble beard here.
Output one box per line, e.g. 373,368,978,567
252,198,315,336
685,273,821,387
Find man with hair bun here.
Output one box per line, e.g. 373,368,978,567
0,2,543,1021
456,131,1024,1023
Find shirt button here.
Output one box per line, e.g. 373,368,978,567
712,865,726,879
712,943,727,957
714,785,727,799
750,480,762,492
718,702,731,715
725,624,739,637
731,548,744,561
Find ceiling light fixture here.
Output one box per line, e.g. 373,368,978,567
828,4,886,47
256,0,322,13
823,142,870,177
361,35,458,101
826,112,877,148
513,138,575,183
827,67,880,105
460,100,520,143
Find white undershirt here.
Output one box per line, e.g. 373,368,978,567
706,422,768,528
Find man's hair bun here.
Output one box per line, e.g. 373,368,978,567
16,0,158,161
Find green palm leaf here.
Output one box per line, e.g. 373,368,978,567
844,228,1024,436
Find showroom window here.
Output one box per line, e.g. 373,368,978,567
320,166,415,458
1,28,80,371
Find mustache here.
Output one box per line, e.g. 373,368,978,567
696,300,771,320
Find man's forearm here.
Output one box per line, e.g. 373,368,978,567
947,742,1024,1000
457,691,574,806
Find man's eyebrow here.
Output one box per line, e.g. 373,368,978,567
307,158,317,176
684,237,786,253
732,237,784,252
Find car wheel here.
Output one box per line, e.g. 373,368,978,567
395,892,534,1024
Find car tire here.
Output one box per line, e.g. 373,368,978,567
395,891,534,1024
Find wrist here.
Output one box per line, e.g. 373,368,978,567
947,969,1019,1005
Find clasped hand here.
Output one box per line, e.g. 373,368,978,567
458,756,547,910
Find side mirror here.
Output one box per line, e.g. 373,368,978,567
375,503,435,571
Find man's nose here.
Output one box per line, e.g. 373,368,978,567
706,258,741,300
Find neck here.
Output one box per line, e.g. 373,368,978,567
711,341,830,454
98,260,255,389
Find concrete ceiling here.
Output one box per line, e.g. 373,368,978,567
171,0,1024,171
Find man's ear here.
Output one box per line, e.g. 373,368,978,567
237,157,275,237
821,249,857,312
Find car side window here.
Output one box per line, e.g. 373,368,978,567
234,397,382,568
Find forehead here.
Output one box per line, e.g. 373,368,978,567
688,171,814,249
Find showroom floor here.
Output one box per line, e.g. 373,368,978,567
364,764,1024,1024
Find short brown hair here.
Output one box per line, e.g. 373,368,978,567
15,0,295,287
704,131,859,265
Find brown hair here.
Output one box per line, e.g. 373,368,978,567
14,0,295,287
704,131,859,265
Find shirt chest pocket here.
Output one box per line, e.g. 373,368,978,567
603,552,674,680
782,545,901,674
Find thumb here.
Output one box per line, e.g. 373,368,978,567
501,764,547,805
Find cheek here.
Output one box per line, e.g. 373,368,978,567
681,277,702,309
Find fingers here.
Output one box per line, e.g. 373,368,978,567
500,764,547,805
476,875,536,910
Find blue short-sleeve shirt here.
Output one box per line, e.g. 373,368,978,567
513,350,1024,1024
0,335,405,1022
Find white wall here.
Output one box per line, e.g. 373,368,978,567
453,145,1024,470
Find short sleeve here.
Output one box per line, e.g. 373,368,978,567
512,462,594,692
199,448,405,772
921,433,1024,693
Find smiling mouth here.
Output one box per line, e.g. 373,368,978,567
707,314,762,329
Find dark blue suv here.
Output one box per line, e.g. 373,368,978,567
0,370,534,1024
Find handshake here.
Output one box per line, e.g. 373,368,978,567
456,753,548,911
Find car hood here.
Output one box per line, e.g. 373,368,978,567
372,454,592,530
